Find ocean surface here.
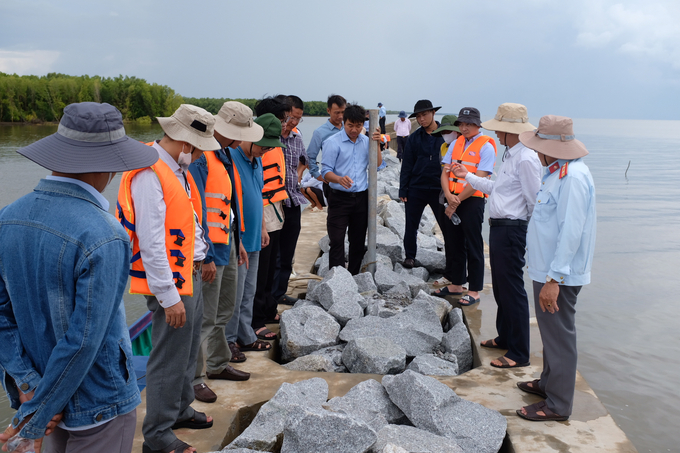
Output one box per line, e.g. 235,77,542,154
0,115,678,452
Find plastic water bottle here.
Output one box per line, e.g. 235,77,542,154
6,434,35,453
444,203,461,225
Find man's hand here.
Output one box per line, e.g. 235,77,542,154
451,163,468,179
0,388,63,452
400,197,407,203
445,204,457,217
539,282,560,314
371,127,381,142
337,176,353,189
315,175,324,182
165,301,186,328
238,243,249,269
261,229,270,248
445,192,460,207
202,262,216,283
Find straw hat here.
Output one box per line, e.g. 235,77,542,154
519,115,588,160
157,104,221,151
481,103,535,134
214,101,263,142
17,102,158,173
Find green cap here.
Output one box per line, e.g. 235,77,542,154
432,114,461,137
253,113,286,148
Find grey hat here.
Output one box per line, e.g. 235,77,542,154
378,102,383,107
398,110,407,118
454,107,482,127
17,102,158,173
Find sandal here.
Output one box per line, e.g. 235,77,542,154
143,438,193,453
237,339,272,351
432,286,462,298
517,379,548,399
172,410,213,430
458,294,480,306
490,356,530,368
516,401,568,422
255,327,277,340
228,342,246,363
432,276,451,287
480,338,505,349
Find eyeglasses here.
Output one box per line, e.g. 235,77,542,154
285,116,303,124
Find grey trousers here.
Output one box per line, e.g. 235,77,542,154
143,270,203,451
224,251,260,346
194,243,238,384
533,280,582,417
44,409,136,453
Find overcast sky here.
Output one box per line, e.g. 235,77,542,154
1,0,678,120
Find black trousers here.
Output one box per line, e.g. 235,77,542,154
327,189,368,275
379,116,386,134
396,136,407,160
489,223,530,363
272,204,301,301
448,196,485,291
403,188,446,261
252,229,280,329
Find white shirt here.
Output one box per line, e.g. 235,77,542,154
465,142,542,220
130,141,208,308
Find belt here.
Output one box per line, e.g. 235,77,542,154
330,188,367,198
489,218,528,227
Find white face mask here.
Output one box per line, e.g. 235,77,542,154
442,131,457,144
178,143,193,169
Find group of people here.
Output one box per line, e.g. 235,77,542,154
0,93,595,453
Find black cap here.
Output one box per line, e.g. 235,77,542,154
454,107,481,127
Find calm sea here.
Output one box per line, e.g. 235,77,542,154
0,116,678,452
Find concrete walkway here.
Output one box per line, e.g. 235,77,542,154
132,204,637,453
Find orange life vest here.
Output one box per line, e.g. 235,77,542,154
381,134,391,144
447,135,497,198
204,150,232,245
231,163,246,233
261,147,288,206
116,144,202,296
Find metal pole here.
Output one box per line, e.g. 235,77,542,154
367,109,378,276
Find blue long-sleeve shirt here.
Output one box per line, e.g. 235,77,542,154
527,158,596,286
307,120,342,179
189,147,242,266
321,129,370,192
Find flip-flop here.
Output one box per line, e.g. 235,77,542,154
516,401,568,422
458,295,480,306
255,327,277,340
480,339,505,349
517,379,548,399
228,342,246,363
172,410,213,430
432,276,452,287
490,356,530,368
237,339,272,351
432,286,463,298
143,438,193,453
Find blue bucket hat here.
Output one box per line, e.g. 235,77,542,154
398,111,407,118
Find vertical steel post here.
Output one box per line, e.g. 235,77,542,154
367,109,379,276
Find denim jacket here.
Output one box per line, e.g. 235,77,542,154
0,179,140,439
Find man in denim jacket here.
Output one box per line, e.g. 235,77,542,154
0,103,157,452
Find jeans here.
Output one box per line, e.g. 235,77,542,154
225,251,260,345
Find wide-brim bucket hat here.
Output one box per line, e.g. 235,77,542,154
408,99,441,118
254,113,286,149
17,102,158,173
157,104,221,151
519,115,589,160
481,103,535,134
432,114,461,136
214,101,264,142
398,110,407,118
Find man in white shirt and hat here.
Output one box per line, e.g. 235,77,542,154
450,103,541,370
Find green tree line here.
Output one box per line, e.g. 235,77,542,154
0,72,332,123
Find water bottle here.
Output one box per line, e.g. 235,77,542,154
444,203,461,225
6,434,35,453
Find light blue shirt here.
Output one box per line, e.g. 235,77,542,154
527,158,596,286
379,106,386,118
321,129,370,193
442,132,495,174
46,175,109,210
307,119,342,178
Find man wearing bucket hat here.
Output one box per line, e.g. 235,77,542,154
0,102,157,452
449,103,541,370
189,101,263,403
439,107,497,306
117,104,220,453
516,115,596,422
393,110,411,161
224,114,286,362
399,99,445,269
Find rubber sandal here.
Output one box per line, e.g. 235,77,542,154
432,286,462,298
142,438,193,453
432,276,452,287
516,401,568,422
480,339,505,349
237,339,272,351
172,410,213,430
458,295,480,306
255,327,277,340
517,379,548,399
490,356,530,368
228,342,246,363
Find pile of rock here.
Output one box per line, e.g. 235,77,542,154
217,373,506,453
